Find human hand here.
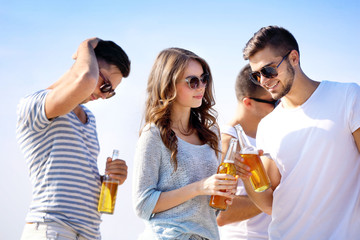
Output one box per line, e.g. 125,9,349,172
72,37,101,60
234,152,252,180
199,174,237,198
105,157,128,185
234,150,264,179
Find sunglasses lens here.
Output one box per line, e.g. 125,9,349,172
106,91,116,99
100,83,112,93
201,74,209,85
261,67,278,78
189,77,199,89
250,72,261,84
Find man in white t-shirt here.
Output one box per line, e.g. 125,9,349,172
217,64,278,239
237,25,360,240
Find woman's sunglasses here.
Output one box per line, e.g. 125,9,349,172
99,71,116,99
184,73,209,89
249,51,291,85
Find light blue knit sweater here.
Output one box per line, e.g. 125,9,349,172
132,124,220,240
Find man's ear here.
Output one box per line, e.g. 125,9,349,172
289,49,299,66
242,97,252,108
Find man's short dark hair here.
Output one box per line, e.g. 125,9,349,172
235,64,269,101
94,40,131,78
243,26,299,60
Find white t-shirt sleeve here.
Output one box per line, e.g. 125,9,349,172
347,83,360,133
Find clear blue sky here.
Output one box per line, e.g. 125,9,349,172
1,0,359,239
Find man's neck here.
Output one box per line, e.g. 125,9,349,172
283,73,320,109
228,105,258,138
73,105,87,124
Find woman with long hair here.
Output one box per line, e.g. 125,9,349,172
133,48,237,240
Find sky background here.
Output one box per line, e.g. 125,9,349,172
1,0,359,239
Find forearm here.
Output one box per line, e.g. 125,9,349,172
242,179,273,215
217,195,262,226
152,181,199,213
45,40,99,118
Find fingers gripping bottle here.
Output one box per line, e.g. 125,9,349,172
235,124,271,192
209,138,237,211
98,149,120,214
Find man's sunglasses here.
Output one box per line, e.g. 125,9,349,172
184,73,209,89
99,71,116,99
249,51,291,85
250,97,280,108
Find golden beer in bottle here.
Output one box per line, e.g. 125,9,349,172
235,124,271,192
209,138,237,211
98,149,120,214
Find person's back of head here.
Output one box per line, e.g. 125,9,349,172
94,40,131,78
235,64,269,101
243,26,299,60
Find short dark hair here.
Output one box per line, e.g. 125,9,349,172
243,26,299,60
235,64,269,101
94,40,131,78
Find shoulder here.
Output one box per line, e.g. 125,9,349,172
18,89,49,106
138,123,163,144
17,89,50,117
209,123,220,137
320,80,359,93
140,123,161,136
135,124,165,158
319,81,360,104
17,89,52,131
220,124,237,138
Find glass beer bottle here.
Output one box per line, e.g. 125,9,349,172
235,124,271,192
209,138,237,211
98,149,120,214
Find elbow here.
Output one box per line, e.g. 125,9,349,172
217,219,226,227
262,205,272,215
77,71,98,88
134,202,151,220
264,208,272,216
216,215,227,227
72,71,98,97
132,191,161,220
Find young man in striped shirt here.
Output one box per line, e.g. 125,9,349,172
17,37,130,240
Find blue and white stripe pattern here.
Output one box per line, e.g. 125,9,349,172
16,90,102,239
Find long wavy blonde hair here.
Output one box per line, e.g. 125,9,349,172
143,47,219,171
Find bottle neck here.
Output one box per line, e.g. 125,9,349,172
223,138,238,163
238,130,248,149
235,125,251,148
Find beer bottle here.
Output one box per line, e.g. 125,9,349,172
98,149,120,214
209,138,237,211
235,124,271,192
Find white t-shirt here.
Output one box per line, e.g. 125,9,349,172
219,125,271,240
257,81,360,240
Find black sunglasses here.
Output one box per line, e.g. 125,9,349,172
99,71,116,99
250,97,280,107
249,51,291,85
184,73,209,89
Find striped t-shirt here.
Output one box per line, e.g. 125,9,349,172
16,89,102,239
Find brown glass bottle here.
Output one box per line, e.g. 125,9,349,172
98,149,120,214
209,138,237,211
235,124,271,192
